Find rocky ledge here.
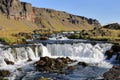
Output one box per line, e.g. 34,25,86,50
105,44,120,60
35,56,88,72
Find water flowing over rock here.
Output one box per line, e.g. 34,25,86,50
0,42,113,80
0,44,42,67
43,43,112,63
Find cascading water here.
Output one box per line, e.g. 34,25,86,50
0,42,113,80
0,45,42,68
41,43,112,64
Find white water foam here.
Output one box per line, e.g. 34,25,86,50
41,43,113,68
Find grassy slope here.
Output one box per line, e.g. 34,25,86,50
35,9,94,31
0,13,39,36
0,13,39,44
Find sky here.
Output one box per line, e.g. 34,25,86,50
20,0,120,25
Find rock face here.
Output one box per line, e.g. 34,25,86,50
33,8,101,29
103,66,120,80
0,0,101,30
105,45,120,60
103,23,120,30
0,0,34,21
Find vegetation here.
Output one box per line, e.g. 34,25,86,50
68,27,120,45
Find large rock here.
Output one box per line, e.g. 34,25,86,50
0,70,10,77
78,62,89,67
4,59,14,65
105,45,120,60
0,0,34,21
103,66,120,80
35,56,75,71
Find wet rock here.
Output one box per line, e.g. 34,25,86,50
4,59,14,65
38,77,49,80
103,66,120,80
105,49,114,59
0,70,10,77
78,62,88,67
67,66,75,70
111,45,120,52
17,68,23,71
35,57,74,72
105,45,120,60
27,58,32,62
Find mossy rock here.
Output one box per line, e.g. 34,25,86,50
38,77,49,80
17,68,23,71
0,70,10,77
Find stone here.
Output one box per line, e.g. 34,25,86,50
78,62,88,67
105,49,114,59
103,66,120,80
35,57,74,72
4,59,14,65
67,66,75,70
27,58,32,62
0,70,10,77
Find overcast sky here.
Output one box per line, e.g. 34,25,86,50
20,0,120,25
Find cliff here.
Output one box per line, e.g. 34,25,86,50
0,0,101,31
0,0,34,21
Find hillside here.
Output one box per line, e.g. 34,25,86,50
103,23,120,30
33,8,101,31
0,0,119,45
0,0,101,31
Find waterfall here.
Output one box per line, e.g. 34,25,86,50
41,43,112,63
0,45,42,67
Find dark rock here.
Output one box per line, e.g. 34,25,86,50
78,62,88,67
111,45,120,53
105,49,114,59
103,23,120,30
103,66,120,80
105,45,120,60
4,59,14,65
17,68,23,71
35,57,74,72
0,70,10,77
27,58,32,62
87,18,101,27
67,66,75,70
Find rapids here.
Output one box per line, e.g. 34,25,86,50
0,42,113,80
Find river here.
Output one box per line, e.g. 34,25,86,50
0,40,114,80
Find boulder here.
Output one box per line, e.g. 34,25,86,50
105,45,120,60
103,66,120,80
111,45,120,52
105,49,114,59
4,59,14,65
0,70,10,77
67,66,75,70
78,62,88,67
27,58,32,62
35,57,74,72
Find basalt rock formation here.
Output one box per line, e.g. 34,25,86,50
0,0,101,31
103,23,120,30
0,0,35,21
